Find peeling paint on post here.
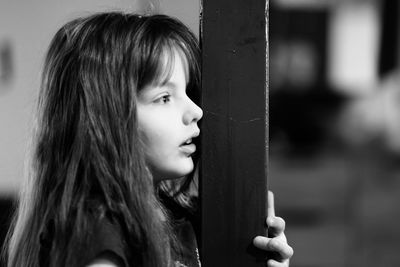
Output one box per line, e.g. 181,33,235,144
200,0,269,266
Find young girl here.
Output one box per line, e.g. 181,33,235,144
6,12,292,267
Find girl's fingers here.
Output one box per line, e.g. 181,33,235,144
253,235,271,249
267,216,286,236
253,236,294,260
267,238,293,260
267,259,290,267
262,191,292,266
267,191,275,217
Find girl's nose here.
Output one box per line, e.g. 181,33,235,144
183,98,203,125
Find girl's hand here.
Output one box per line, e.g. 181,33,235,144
253,191,293,267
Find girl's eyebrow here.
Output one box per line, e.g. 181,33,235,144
161,81,178,90
165,81,191,93
140,82,177,98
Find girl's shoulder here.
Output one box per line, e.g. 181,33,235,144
85,213,130,267
39,210,136,267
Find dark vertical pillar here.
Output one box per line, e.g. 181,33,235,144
200,0,268,266
378,0,399,77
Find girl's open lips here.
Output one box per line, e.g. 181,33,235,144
179,131,199,155
180,143,196,155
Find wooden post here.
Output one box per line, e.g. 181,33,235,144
200,0,269,266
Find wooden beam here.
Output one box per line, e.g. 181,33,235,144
200,0,269,266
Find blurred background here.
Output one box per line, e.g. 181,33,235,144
269,0,400,266
0,0,399,266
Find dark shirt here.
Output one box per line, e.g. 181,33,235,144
89,214,200,267
39,201,200,267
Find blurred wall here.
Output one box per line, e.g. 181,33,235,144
0,0,199,196
270,0,400,266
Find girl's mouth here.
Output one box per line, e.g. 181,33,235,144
184,139,192,145
180,143,196,155
180,138,196,155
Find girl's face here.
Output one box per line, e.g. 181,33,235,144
137,51,203,182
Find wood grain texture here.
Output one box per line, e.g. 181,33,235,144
200,0,268,265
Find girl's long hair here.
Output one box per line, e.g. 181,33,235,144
6,12,200,267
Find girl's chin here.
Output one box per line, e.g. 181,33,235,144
152,161,194,182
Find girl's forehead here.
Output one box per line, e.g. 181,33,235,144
173,48,189,79
158,47,189,85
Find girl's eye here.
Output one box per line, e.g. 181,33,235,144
154,94,171,104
